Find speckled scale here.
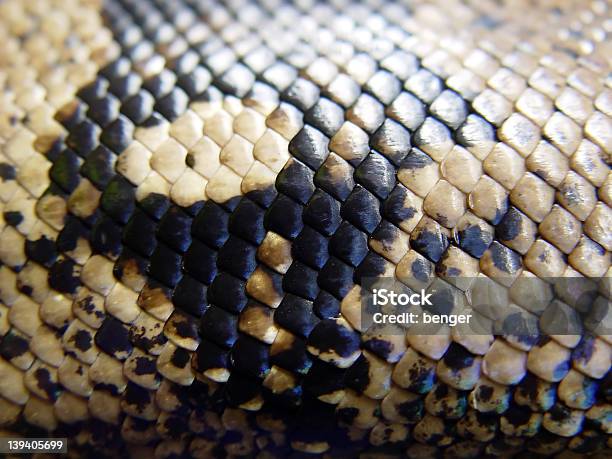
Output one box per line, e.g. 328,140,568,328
56,214,89,253
343,353,373,394
455,216,494,259
382,184,419,227
354,252,394,281
47,258,81,294
25,234,58,268
95,317,133,360
410,218,450,263
0,331,31,365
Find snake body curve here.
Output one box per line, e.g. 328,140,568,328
0,0,611,457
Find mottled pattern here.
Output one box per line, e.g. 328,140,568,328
0,0,611,458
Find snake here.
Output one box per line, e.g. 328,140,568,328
0,0,610,457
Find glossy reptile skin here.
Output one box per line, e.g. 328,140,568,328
0,0,611,457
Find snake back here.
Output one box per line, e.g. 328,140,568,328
0,0,611,457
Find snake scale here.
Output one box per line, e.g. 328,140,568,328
0,0,610,457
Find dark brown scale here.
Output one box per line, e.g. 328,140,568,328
304,98,344,137
283,261,319,300
410,217,451,262
96,317,133,360
100,115,135,153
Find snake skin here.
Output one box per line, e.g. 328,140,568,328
0,0,611,457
